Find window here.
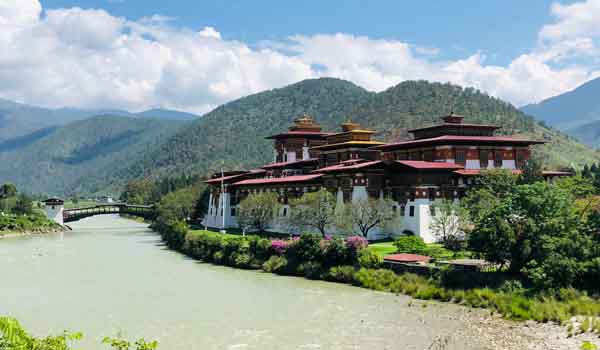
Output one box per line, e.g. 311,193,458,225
282,207,288,217
494,150,503,167
231,207,236,217
479,150,489,168
455,150,466,164
409,206,415,217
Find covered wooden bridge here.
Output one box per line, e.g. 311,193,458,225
63,204,155,223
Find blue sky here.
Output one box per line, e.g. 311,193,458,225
42,0,554,65
1,0,599,113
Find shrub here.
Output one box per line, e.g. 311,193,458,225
357,249,382,269
354,268,399,292
345,236,368,250
394,236,427,254
321,237,351,267
290,233,322,263
234,253,252,269
262,256,288,274
298,261,324,279
270,239,289,255
327,266,356,284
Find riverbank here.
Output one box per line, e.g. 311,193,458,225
0,215,595,350
0,224,66,239
153,222,600,342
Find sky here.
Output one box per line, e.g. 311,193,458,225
1,0,600,114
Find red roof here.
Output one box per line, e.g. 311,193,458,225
395,160,464,170
233,174,323,186
374,135,545,150
453,169,522,176
384,253,432,263
265,131,333,139
408,123,500,133
315,160,383,173
260,158,318,169
205,173,248,184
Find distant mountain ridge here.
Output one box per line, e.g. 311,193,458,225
0,115,188,195
0,98,200,144
521,77,600,130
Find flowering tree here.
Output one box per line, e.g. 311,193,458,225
338,198,396,238
237,192,280,233
429,199,468,250
289,189,336,237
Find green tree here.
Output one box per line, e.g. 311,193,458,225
519,158,544,184
237,192,280,233
468,182,582,283
289,189,336,236
0,183,17,199
555,174,595,199
13,194,33,215
338,198,396,238
154,187,201,227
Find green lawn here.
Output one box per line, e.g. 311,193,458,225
367,241,397,258
188,229,241,240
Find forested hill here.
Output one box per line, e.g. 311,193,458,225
116,78,599,184
0,116,187,195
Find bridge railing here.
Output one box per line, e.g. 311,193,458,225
63,203,156,223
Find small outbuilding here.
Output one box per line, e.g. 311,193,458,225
383,253,432,265
42,198,65,225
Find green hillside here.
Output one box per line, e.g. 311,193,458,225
0,116,187,196
2,78,596,197
118,78,600,183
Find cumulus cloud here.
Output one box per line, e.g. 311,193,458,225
0,0,599,113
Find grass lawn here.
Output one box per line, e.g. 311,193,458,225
367,241,397,258
188,229,241,240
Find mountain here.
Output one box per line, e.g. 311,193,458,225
568,120,600,148
113,78,599,186
0,116,187,196
521,77,600,130
3,78,597,196
137,108,199,121
0,99,199,145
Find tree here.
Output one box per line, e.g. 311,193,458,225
289,189,336,236
13,195,33,215
237,192,280,233
154,187,201,227
468,182,582,282
338,198,396,238
429,199,467,250
0,183,17,199
519,158,544,184
555,174,595,199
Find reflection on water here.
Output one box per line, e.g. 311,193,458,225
0,215,483,350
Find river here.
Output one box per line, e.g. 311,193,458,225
0,215,514,350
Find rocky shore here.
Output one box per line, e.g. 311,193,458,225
418,299,599,350
0,226,68,239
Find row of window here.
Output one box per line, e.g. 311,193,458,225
393,149,528,168
214,204,437,219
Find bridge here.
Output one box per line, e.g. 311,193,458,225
63,203,156,223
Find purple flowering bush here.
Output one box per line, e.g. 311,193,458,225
270,239,290,255
345,236,369,251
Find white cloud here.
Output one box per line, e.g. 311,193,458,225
0,0,599,113
540,0,600,42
